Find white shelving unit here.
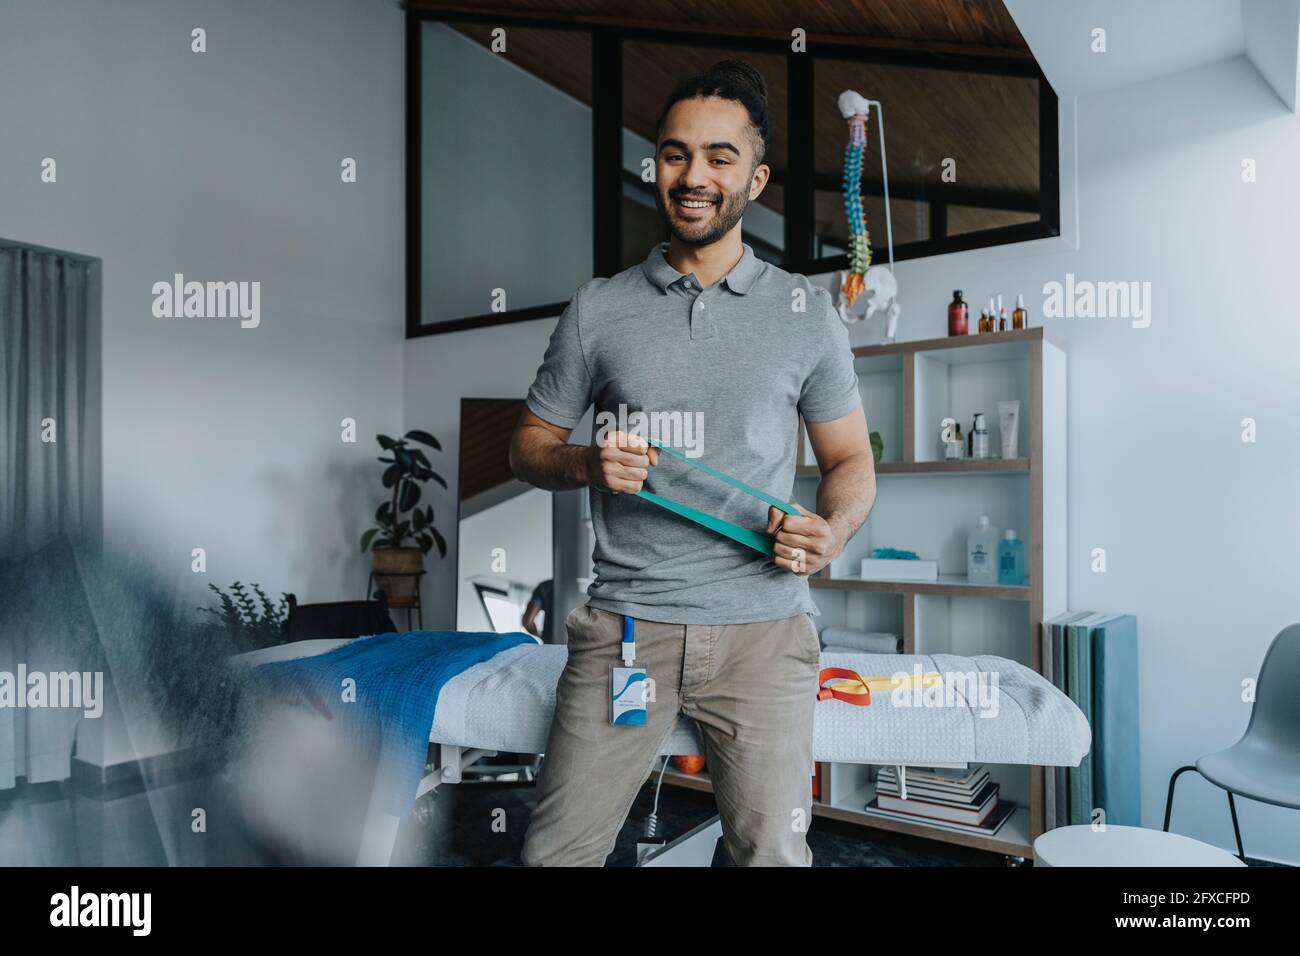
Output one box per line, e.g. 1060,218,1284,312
661,326,1067,860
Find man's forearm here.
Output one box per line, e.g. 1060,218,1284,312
511,425,591,492
816,453,877,558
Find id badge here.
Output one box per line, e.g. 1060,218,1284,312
610,665,648,726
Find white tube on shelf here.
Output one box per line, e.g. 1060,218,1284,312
998,400,1021,459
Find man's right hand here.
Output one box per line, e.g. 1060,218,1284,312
586,430,660,495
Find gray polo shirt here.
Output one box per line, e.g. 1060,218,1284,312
525,241,862,625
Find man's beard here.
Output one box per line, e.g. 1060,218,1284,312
656,184,749,246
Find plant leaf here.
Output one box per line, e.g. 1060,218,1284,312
377,434,397,451
430,526,448,560
399,480,421,512
427,470,448,490
382,464,401,488
360,528,380,552
405,429,441,451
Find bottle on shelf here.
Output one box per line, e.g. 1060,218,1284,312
998,306,1009,332
944,420,965,460
948,290,969,337
972,413,990,459
998,529,1026,586
986,296,996,334
967,515,999,584
978,308,990,333
1012,293,1027,330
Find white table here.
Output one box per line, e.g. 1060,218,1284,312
1034,825,1246,867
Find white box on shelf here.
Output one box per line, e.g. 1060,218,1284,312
829,552,855,578
859,558,939,582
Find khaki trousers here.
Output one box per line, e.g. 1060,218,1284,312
521,603,821,866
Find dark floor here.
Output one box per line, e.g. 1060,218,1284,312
392,770,1008,866
0,759,1286,867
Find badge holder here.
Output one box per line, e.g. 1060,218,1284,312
610,614,648,726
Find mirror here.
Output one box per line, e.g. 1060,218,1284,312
456,398,555,641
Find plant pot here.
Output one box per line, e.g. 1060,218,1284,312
372,546,424,608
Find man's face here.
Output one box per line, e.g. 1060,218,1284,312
653,96,769,247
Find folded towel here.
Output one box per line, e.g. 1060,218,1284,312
818,627,902,654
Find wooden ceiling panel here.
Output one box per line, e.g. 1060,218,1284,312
812,58,1039,195
446,23,592,105
411,1,1030,56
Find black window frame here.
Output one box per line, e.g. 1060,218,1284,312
406,8,1060,338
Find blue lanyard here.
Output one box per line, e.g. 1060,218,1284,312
622,614,636,666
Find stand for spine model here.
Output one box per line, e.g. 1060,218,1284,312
835,90,899,342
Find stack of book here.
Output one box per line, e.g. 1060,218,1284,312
1042,612,1139,828
863,765,1016,836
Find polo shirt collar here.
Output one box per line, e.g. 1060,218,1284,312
641,241,762,295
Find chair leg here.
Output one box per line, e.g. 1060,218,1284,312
1163,765,1198,832
1226,791,1246,861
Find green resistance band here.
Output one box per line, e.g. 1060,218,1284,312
629,436,800,557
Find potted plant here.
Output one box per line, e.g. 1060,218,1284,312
360,430,447,607
197,582,289,651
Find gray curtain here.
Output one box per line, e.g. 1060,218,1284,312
0,246,95,789
0,246,92,556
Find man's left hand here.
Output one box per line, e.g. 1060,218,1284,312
766,501,839,576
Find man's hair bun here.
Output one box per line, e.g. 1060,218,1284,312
656,58,771,168
704,59,768,104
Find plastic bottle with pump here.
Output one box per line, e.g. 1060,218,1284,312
972,413,990,459
967,515,999,584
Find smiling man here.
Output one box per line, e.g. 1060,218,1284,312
511,60,877,866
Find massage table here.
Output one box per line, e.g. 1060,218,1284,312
233,637,1091,866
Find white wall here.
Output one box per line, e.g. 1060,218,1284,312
0,0,406,606
1006,0,1246,97
405,318,559,627
841,55,1299,863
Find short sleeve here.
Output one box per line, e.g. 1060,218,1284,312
525,291,592,430
798,287,862,422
